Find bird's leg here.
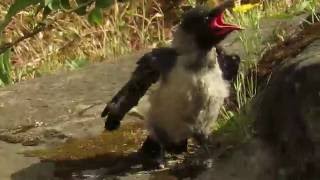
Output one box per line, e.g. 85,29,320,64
139,136,166,169
165,139,188,154
193,133,214,168
139,136,161,158
157,145,166,169
193,133,211,156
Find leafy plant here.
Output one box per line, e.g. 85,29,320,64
0,0,117,57
0,49,12,86
0,0,116,32
0,0,116,85
65,57,88,70
0,0,168,85
0,0,40,32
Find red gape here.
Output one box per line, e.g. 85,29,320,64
210,12,243,35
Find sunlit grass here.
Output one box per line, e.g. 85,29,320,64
0,0,169,83
3,0,317,85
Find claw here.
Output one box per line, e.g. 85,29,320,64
104,117,120,131
156,145,166,169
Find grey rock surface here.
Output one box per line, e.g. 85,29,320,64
253,39,320,179
0,52,146,180
0,52,143,130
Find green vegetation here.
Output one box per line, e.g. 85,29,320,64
0,0,172,85
65,57,88,70
0,49,11,86
216,0,320,143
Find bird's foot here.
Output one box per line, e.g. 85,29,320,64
139,136,167,169
193,133,212,157
155,153,166,169
165,139,188,154
104,117,120,131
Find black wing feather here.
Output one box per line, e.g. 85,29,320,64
101,48,178,131
216,46,240,82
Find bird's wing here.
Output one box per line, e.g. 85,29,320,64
216,46,240,81
101,47,178,130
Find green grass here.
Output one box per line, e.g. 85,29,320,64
0,49,11,86
65,57,88,70
212,0,320,144
215,0,320,143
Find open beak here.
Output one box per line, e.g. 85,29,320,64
208,0,244,34
211,12,243,31
212,12,243,31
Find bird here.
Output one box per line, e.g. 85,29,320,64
101,0,241,167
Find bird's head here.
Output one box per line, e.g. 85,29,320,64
177,0,242,50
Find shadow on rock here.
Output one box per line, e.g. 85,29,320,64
11,152,150,180
254,41,320,179
10,162,56,180
11,150,213,180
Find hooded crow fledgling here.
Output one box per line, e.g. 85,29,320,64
101,0,241,167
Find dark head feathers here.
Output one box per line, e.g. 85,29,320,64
179,0,239,50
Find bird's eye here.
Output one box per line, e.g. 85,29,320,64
204,16,209,22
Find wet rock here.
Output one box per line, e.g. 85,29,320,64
195,139,275,180
42,129,67,140
22,136,42,146
0,133,23,144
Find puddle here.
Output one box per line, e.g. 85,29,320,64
22,122,148,178
25,122,146,161
18,122,210,179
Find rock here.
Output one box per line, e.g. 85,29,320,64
253,40,320,179
0,133,23,144
220,12,308,60
255,21,320,84
42,129,67,140
195,139,276,180
0,52,145,130
0,52,147,179
21,136,42,146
